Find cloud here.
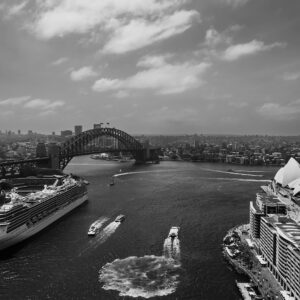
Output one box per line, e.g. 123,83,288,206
0,96,65,118
26,0,198,53
102,10,200,54
0,96,31,106
24,99,65,110
283,72,300,81
0,110,14,118
70,66,98,81
4,1,28,20
258,100,300,120
219,0,249,8
31,0,187,38
222,40,285,61
93,55,210,95
52,57,69,66
228,101,248,108
204,28,231,48
114,91,130,99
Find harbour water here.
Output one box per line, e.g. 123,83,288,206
0,156,277,299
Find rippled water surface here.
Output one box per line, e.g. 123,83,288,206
0,157,277,299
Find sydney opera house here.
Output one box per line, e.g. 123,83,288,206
249,158,300,300
273,157,300,202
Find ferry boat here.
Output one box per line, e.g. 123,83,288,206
87,219,106,236
114,215,125,222
0,175,88,251
87,224,98,236
168,226,180,238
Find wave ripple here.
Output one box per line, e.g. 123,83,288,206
99,255,180,298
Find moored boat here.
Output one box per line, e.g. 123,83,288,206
0,175,88,251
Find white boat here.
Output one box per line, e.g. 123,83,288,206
114,215,125,222
168,226,180,238
87,225,97,236
0,176,88,251
87,219,106,236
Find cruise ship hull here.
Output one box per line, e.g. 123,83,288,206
0,193,88,251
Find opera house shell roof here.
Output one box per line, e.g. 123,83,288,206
274,158,300,195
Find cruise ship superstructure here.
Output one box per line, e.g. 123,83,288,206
0,175,88,251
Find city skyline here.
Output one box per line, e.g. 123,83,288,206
0,0,300,135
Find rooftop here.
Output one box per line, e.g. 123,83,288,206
256,192,283,205
263,215,300,247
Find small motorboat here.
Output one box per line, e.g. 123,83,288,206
114,214,125,222
168,226,180,239
87,225,96,236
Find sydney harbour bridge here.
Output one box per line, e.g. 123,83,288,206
0,127,160,179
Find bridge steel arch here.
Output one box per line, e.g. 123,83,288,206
59,128,144,169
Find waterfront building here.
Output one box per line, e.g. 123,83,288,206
274,158,300,188
260,215,300,299
249,193,286,240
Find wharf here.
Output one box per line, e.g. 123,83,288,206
236,282,257,300
223,224,282,300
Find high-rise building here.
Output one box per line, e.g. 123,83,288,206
18,129,21,135
75,125,83,135
93,123,102,129
36,142,47,158
61,130,72,137
260,215,300,299
249,193,286,240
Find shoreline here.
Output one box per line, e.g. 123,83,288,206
223,224,282,300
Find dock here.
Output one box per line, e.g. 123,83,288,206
236,282,260,300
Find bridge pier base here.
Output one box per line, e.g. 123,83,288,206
48,143,61,169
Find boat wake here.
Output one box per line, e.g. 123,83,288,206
113,169,180,178
210,177,271,183
99,255,180,298
98,228,181,298
199,168,263,177
233,169,270,173
90,216,109,229
163,237,181,261
79,220,121,256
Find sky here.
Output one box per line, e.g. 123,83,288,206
0,0,300,135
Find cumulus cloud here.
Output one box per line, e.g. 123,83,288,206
102,10,200,54
92,55,210,95
26,0,198,54
24,99,64,110
0,96,31,106
114,91,130,99
0,96,65,116
283,72,300,81
222,40,285,61
51,57,69,66
2,1,28,20
219,0,249,8
70,66,98,81
258,100,300,120
204,28,231,48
